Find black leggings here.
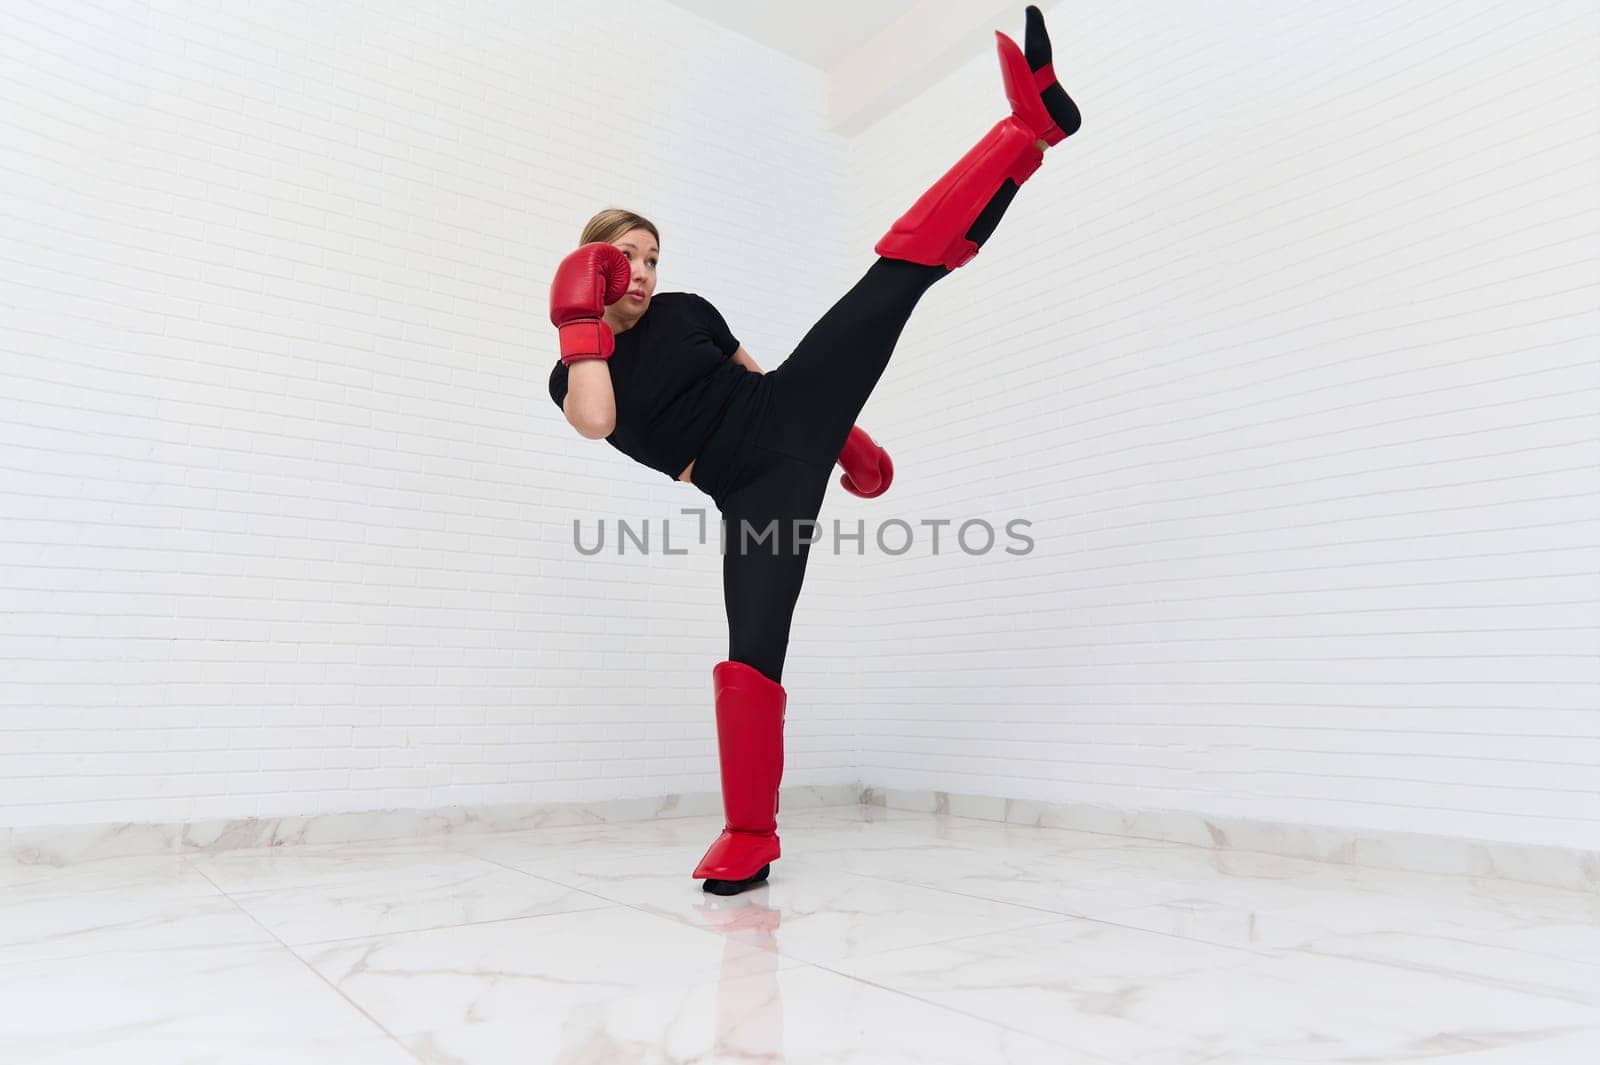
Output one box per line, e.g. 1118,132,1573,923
686,139,1034,683
689,257,950,684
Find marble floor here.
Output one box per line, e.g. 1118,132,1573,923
3,805,1599,1064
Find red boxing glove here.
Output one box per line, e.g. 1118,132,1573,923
550,243,632,365
837,424,894,498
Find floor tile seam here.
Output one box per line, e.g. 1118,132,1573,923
355,848,643,923
0,876,272,967
813,863,1286,963
797,954,1126,1064
181,859,431,1065
1278,941,1600,1013
276,896,625,950
1329,925,1600,973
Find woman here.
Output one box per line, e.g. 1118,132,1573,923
549,6,1081,896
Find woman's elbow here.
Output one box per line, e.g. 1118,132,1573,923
569,410,615,439
560,392,614,439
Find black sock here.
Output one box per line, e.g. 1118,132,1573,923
1024,5,1082,138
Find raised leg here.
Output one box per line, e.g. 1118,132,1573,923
753,7,1082,470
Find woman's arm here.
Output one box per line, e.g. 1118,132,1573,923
563,360,617,438
731,345,764,375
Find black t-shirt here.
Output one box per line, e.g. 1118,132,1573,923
549,292,749,482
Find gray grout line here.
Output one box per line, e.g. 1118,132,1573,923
180,856,431,1065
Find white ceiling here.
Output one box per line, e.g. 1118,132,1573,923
659,0,925,71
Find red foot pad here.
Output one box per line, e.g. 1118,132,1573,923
694,829,781,881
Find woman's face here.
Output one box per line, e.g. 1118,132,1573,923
612,227,658,311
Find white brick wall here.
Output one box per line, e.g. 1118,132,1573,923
4,0,1597,852
846,0,1600,850
0,0,859,827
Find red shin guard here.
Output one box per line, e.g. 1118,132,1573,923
692,660,787,881
875,29,1070,270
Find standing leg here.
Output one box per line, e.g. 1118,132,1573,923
694,449,832,895
760,4,1082,468
718,450,833,688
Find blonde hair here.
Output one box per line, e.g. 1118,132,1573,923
579,208,660,253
